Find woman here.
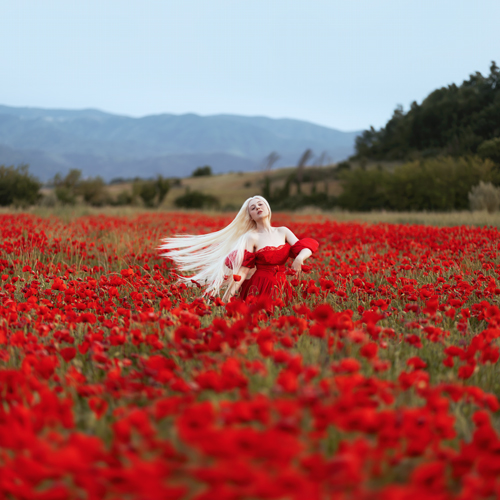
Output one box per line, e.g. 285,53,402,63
159,195,319,304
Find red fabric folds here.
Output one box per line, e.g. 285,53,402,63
225,250,256,269
238,238,319,306
290,238,320,259
242,250,256,269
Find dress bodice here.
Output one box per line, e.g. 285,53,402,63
234,237,319,308
246,243,291,267
241,238,319,269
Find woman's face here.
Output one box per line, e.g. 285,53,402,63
248,198,269,222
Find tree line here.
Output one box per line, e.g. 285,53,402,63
0,164,221,209
354,62,500,162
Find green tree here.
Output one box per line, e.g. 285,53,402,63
133,176,170,208
478,137,500,165
354,61,500,161
53,169,82,205
138,181,158,207
192,166,213,177
174,189,220,209
337,168,390,211
156,175,170,205
78,177,109,206
0,164,41,206
337,156,496,211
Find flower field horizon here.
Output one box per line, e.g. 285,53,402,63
1,211,500,499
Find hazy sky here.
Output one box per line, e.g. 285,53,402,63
2,0,498,131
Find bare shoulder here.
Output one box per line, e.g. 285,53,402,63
277,226,294,237
277,226,299,244
245,231,259,250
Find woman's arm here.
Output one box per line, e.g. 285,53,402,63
282,227,313,273
222,265,251,302
222,233,256,302
291,248,312,273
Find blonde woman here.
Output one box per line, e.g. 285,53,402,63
160,196,319,304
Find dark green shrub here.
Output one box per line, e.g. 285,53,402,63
174,190,220,209
133,175,170,208
53,169,82,205
54,186,77,205
156,176,170,205
337,156,497,211
0,164,41,206
192,165,213,177
137,181,158,208
78,177,109,206
335,161,351,173
337,168,390,211
478,137,500,164
112,190,134,206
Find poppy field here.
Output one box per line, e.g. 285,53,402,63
2,211,500,499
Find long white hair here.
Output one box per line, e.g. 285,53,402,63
159,195,271,297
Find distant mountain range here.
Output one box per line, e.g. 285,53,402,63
0,105,361,181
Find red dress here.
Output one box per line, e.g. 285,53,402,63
238,238,319,303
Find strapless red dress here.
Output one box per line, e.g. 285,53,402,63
238,238,319,303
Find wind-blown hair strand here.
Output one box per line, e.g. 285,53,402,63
159,196,271,297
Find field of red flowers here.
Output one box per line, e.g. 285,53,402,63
1,211,500,499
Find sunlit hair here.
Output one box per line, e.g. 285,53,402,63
159,195,271,298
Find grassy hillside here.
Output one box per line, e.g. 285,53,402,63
104,167,344,209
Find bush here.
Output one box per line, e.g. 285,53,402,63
337,168,390,211
337,156,498,211
0,164,41,206
478,137,500,164
174,190,220,209
192,166,213,177
111,190,134,206
335,161,351,172
79,177,109,206
469,181,500,212
53,169,82,205
54,186,77,205
133,176,170,208
136,181,158,208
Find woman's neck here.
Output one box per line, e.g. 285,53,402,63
254,218,273,233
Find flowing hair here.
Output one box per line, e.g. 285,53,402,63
159,195,271,297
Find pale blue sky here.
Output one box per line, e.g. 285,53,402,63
1,0,498,131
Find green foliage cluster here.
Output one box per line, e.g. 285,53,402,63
53,169,82,205
338,156,497,211
0,164,41,207
174,189,220,209
54,169,110,206
53,170,170,208
262,165,339,210
478,137,500,164
192,165,213,177
355,62,500,161
132,176,170,208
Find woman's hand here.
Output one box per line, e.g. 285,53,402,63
291,257,303,274
222,266,250,302
291,248,312,275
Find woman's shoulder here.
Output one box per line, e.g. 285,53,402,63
276,226,295,239
244,230,259,249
